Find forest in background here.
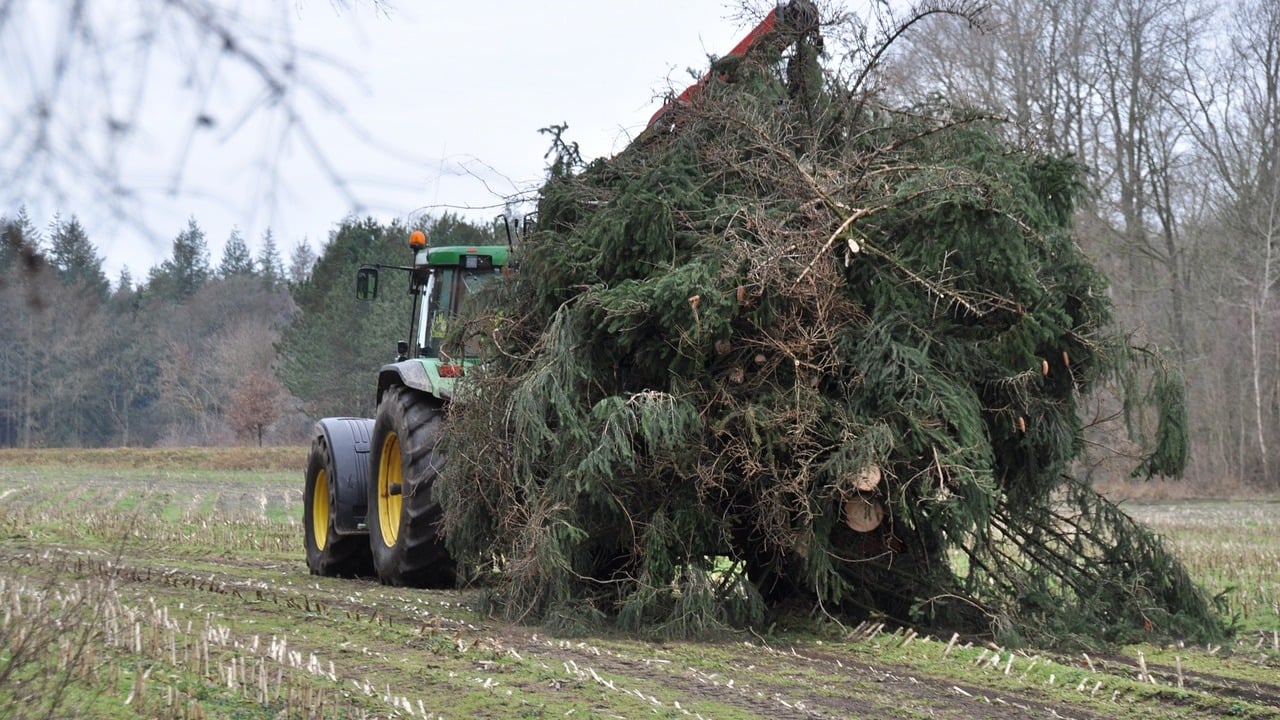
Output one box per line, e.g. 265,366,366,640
0,209,496,449
888,0,1280,489
1,0,1278,492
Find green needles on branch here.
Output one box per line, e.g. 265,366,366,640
438,23,1225,647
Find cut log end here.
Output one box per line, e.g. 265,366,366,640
843,495,885,533
852,464,882,492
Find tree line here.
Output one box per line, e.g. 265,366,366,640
0,208,492,448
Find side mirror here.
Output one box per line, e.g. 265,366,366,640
356,267,379,300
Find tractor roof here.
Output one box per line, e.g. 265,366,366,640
424,244,510,267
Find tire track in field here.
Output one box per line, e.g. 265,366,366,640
0,543,1212,720
1079,650,1280,710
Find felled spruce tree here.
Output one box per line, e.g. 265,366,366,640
437,27,1226,646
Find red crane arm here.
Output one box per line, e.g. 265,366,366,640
645,1,819,130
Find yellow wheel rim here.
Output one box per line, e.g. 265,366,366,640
312,467,330,549
378,432,403,548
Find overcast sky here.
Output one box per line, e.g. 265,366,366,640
4,1,774,281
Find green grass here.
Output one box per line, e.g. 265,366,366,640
1,453,1279,718
1125,500,1280,631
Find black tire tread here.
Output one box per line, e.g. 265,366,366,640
304,436,373,578
368,386,455,587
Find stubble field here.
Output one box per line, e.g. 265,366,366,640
0,448,1278,719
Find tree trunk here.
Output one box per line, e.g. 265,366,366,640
1250,303,1270,481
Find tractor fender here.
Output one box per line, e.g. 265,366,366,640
375,360,450,406
313,417,375,535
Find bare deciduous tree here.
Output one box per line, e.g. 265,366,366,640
0,1,386,247
1182,0,1280,482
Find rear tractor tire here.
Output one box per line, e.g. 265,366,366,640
367,386,456,587
304,435,374,577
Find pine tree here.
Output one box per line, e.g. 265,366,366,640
0,212,14,274
1,206,41,274
287,238,317,285
148,217,211,302
218,227,256,278
115,267,133,297
48,213,110,301
257,228,284,287
426,212,495,247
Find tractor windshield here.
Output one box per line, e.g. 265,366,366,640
416,265,500,358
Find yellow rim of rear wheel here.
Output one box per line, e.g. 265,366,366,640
312,467,330,550
378,432,403,548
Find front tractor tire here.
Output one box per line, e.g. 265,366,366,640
367,386,456,587
304,436,373,577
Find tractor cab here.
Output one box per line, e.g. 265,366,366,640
409,244,508,361
355,230,511,402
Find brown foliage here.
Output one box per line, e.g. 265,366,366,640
227,370,283,446
0,446,305,472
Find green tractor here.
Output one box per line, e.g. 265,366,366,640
302,227,512,587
